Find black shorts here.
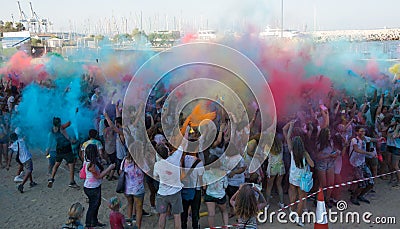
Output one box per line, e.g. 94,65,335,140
226,185,239,200
55,153,75,164
108,152,117,170
204,194,227,205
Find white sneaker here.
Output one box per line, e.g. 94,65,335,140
14,176,23,183
296,217,304,227
150,206,158,214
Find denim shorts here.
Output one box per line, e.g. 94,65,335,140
23,159,33,172
316,159,335,171
126,192,145,199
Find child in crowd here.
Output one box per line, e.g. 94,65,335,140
62,202,85,229
108,197,127,229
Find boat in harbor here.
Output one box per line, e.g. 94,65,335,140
259,26,300,39
197,30,217,41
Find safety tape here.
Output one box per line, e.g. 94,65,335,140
205,169,400,229
278,169,400,212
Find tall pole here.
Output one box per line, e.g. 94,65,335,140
281,0,284,38
140,11,143,32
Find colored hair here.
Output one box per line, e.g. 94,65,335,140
108,197,121,211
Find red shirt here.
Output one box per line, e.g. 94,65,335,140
109,211,125,229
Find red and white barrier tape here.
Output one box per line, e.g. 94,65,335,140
205,169,400,229
278,169,400,212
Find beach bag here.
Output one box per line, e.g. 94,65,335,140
300,158,313,192
116,158,126,193
181,158,201,201
79,163,86,179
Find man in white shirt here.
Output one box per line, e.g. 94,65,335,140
349,126,381,205
154,144,184,229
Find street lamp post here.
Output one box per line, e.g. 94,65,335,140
281,0,284,38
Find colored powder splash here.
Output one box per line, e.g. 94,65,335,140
0,51,50,85
12,78,96,150
1,30,397,150
180,103,216,134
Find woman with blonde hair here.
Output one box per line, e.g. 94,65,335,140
264,136,285,209
62,202,85,229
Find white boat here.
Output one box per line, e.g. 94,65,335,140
197,30,217,41
259,27,300,39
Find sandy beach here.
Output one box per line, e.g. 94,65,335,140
1,152,399,229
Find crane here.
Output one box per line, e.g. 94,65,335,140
17,1,28,23
17,1,29,30
28,1,50,33
28,1,40,33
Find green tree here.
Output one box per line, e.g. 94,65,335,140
4,22,15,31
31,38,42,46
15,22,24,31
94,35,105,41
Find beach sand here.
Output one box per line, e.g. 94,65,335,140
1,153,399,229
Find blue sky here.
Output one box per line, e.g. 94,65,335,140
1,0,399,33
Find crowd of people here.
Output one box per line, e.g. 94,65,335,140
1,72,400,229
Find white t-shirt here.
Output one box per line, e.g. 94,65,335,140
154,147,184,196
10,139,32,164
83,161,102,188
182,155,205,190
203,169,228,199
221,154,245,187
349,136,371,167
